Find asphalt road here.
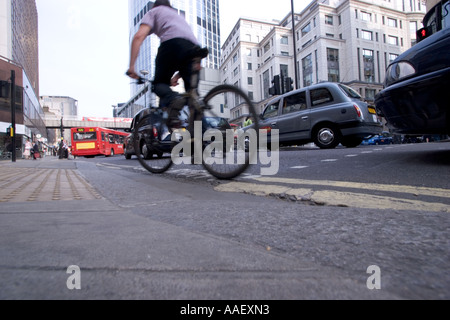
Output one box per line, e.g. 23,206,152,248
77,141,450,299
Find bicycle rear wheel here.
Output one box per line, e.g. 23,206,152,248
133,109,174,174
201,84,259,179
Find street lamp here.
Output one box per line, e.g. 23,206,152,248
291,0,299,90
112,105,117,128
140,69,149,108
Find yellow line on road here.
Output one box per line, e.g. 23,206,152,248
253,177,450,199
215,180,450,213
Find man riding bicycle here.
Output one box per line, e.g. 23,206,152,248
126,0,206,124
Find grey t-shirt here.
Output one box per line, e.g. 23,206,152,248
141,6,199,45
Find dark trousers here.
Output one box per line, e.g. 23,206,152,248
153,38,199,108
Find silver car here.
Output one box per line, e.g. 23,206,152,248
258,82,382,149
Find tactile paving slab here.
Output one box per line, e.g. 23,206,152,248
0,167,103,203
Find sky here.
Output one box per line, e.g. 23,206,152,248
36,0,307,118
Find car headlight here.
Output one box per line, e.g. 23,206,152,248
385,62,416,86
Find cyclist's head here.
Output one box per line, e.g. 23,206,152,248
153,0,172,9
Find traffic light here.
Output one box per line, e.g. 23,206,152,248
285,77,294,92
6,126,12,137
416,26,433,42
269,75,281,96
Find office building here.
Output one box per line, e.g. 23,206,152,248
0,0,46,157
220,0,425,126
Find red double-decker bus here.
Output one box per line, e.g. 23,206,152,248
71,127,130,158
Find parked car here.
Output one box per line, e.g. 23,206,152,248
124,107,232,159
362,132,394,145
255,82,382,149
375,0,450,135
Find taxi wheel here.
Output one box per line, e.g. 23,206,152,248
313,124,340,149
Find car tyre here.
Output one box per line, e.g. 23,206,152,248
313,124,341,149
140,140,153,160
341,137,363,148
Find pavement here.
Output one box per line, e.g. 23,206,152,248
0,156,398,300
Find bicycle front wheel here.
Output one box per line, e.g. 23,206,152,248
201,84,260,180
133,109,174,174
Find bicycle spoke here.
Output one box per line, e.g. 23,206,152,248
200,85,259,179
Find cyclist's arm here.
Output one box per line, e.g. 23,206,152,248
127,24,152,79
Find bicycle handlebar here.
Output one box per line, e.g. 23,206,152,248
137,77,146,85
126,71,151,85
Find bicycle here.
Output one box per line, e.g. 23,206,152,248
0,149,12,160
129,47,260,180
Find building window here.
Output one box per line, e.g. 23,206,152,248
264,42,270,53
233,53,238,63
327,48,340,83
365,89,376,101
363,49,375,83
387,17,397,27
410,21,418,46
361,12,372,22
248,91,254,101
234,81,240,106
301,23,311,36
388,35,399,45
302,54,313,87
302,39,312,48
281,51,289,56
361,30,373,40
248,63,252,70
388,53,398,64
280,64,289,79
248,77,253,85
263,69,270,99
281,36,288,45
325,15,333,25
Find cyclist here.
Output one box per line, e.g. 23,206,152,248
244,117,253,127
126,0,204,124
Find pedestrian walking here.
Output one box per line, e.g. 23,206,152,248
58,138,67,159
32,141,40,160
24,139,32,159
